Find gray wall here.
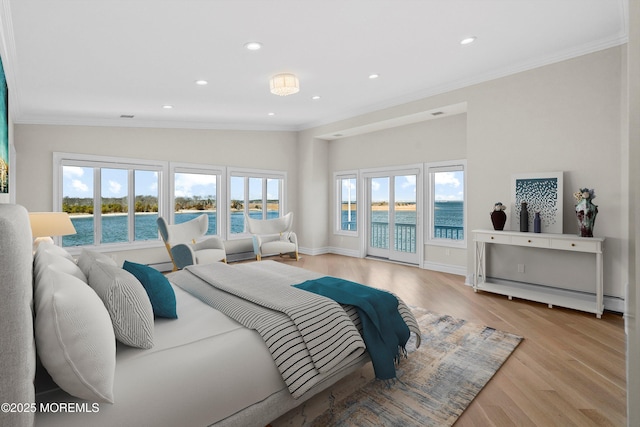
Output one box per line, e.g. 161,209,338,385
14,125,298,265
301,46,625,303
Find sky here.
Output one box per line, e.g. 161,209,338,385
63,166,162,198
366,171,463,203
230,177,280,201
63,167,285,202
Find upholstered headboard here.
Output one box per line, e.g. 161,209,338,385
0,204,36,427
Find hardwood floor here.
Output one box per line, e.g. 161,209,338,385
278,253,627,427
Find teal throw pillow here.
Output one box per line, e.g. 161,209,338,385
123,260,177,319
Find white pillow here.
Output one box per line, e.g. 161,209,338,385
34,249,87,285
34,268,116,403
34,241,74,262
78,248,117,278
88,261,154,349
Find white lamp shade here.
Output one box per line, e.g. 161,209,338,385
29,212,77,238
270,73,299,96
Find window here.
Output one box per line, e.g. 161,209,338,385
171,163,222,236
55,153,166,249
55,156,288,248
228,168,285,235
335,172,358,235
426,160,466,246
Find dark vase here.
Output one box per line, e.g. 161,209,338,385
576,199,598,237
520,202,529,232
490,210,507,230
534,212,541,233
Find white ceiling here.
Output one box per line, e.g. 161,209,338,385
0,0,628,132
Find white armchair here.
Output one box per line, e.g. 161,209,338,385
157,214,226,271
245,212,299,261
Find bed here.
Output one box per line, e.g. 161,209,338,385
0,204,420,427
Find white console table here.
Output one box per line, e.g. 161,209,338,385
473,229,604,318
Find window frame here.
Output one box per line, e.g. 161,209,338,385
425,159,467,248
334,170,359,236
226,167,287,238
54,152,168,253
169,162,225,237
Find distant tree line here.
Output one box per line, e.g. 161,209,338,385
63,196,161,214
174,196,215,211
62,195,283,214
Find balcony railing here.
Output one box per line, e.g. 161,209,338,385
433,225,464,240
370,222,416,253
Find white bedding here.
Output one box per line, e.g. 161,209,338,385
36,284,287,427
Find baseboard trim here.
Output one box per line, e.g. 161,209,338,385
150,261,173,273
327,247,360,258
421,261,466,277
604,296,625,314
299,246,331,256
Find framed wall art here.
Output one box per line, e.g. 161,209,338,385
511,172,563,234
0,55,8,195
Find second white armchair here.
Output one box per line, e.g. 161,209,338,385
245,212,299,261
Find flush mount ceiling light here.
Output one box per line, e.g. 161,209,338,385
368,73,380,79
195,80,208,85
269,73,299,96
460,36,477,45
244,41,262,51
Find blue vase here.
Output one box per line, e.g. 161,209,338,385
534,212,541,233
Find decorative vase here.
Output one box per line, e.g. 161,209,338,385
534,212,541,233
491,210,507,230
519,202,529,232
576,198,598,237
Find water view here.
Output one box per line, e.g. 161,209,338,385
63,201,463,247
63,211,277,247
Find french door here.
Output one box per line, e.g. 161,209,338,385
365,167,421,264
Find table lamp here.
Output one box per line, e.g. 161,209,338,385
28,212,77,250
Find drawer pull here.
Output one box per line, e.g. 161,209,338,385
490,236,494,240
571,243,576,247
528,239,532,243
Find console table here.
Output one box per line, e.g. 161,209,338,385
473,229,604,318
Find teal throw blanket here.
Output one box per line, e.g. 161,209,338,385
293,276,410,381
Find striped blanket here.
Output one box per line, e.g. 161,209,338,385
170,261,420,398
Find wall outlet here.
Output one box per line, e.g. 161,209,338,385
517,264,525,273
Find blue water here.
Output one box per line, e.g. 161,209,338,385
434,200,464,227
341,201,463,228
63,202,463,247
63,211,277,247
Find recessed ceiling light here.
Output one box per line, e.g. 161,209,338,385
267,112,275,116
311,95,321,100
460,36,477,45
195,80,208,85
369,74,380,79
244,41,262,51
162,105,173,109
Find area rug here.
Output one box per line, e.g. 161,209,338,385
272,308,523,427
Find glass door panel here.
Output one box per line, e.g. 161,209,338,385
368,177,389,257
392,175,418,263
366,172,420,264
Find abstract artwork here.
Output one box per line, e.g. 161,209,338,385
511,172,563,233
0,56,7,194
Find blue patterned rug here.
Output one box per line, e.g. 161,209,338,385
273,308,523,427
